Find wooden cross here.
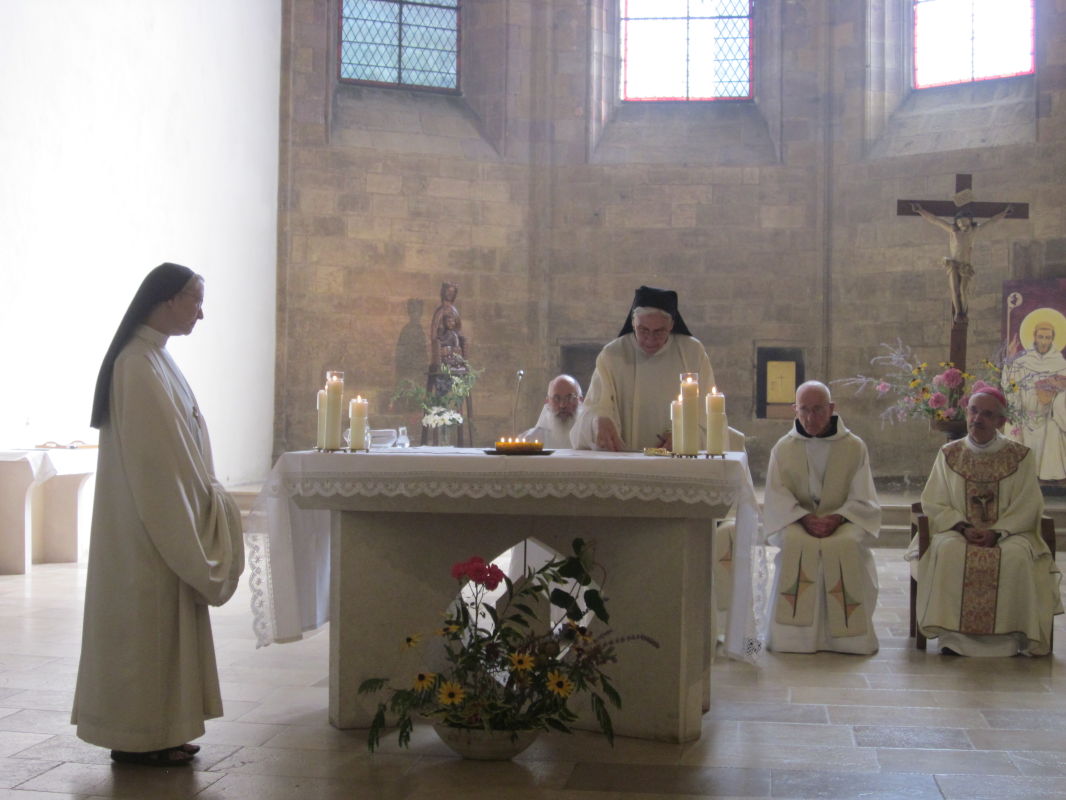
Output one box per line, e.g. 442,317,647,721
897,173,1029,223
897,174,1029,372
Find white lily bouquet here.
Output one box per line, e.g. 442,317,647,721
422,406,463,429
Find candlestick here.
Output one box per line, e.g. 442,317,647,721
706,387,726,455
323,370,344,450
316,389,327,449
349,396,369,450
678,372,700,455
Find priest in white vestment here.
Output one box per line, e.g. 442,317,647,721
764,381,881,654
1002,321,1066,480
571,286,715,451
913,386,1062,656
72,264,244,766
521,374,583,448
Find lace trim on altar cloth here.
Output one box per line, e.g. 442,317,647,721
245,532,276,648
729,500,768,665
274,472,740,509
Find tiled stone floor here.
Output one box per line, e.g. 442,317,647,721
1,549,1064,799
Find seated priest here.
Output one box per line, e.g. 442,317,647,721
764,380,882,654
520,374,583,448
571,285,715,451
912,384,1062,656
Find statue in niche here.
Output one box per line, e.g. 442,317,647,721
421,281,475,445
429,282,459,354
431,309,468,394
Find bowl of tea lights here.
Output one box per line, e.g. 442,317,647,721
489,437,547,455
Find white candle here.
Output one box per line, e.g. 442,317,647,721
679,373,700,455
707,387,725,415
706,387,726,454
316,389,327,449
324,371,344,450
349,396,369,450
670,394,683,451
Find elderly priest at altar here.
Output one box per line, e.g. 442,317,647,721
913,385,1062,657
764,381,882,655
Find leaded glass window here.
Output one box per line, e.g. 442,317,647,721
621,0,753,102
913,0,1034,89
339,0,459,91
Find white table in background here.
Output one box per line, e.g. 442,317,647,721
0,448,97,574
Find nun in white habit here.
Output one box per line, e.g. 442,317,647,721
72,263,244,766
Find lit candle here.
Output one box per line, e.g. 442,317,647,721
324,370,344,450
349,396,369,450
706,387,726,455
670,394,683,451
679,372,700,455
316,389,327,449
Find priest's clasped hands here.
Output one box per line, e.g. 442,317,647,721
799,513,846,539
961,525,1001,548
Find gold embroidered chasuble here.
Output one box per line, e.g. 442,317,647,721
943,439,1027,634
917,434,1061,655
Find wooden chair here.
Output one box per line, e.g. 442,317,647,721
909,501,1056,651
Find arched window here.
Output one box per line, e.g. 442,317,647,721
339,0,459,91
913,0,1034,89
621,0,753,102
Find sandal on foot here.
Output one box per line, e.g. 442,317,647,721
110,747,193,767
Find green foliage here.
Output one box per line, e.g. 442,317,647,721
357,538,657,752
391,363,482,415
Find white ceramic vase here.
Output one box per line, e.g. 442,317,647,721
432,724,539,760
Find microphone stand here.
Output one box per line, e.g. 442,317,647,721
511,369,524,436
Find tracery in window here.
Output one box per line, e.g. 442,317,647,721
339,0,459,91
620,0,753,102
913,0,1033,89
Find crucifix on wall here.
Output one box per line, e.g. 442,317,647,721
897,174,1028,371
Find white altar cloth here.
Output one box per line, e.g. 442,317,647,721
246,447,766,664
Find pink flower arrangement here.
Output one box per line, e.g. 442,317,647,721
836,340,1018,427
933,367,964,390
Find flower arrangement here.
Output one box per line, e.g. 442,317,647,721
837,339,1020,426
392,363,481,427
422,406,464,428
358,538,657,751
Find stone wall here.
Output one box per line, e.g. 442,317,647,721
276,0,1066,486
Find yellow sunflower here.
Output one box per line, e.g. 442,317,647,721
403,634,421,649
546,670,574,698
437,681,466,705
412,672,436,691
437,623,461,636
508,652,535,673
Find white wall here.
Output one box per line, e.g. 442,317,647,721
0,0,281,485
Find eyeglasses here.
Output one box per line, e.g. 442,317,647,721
549,394,580,404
